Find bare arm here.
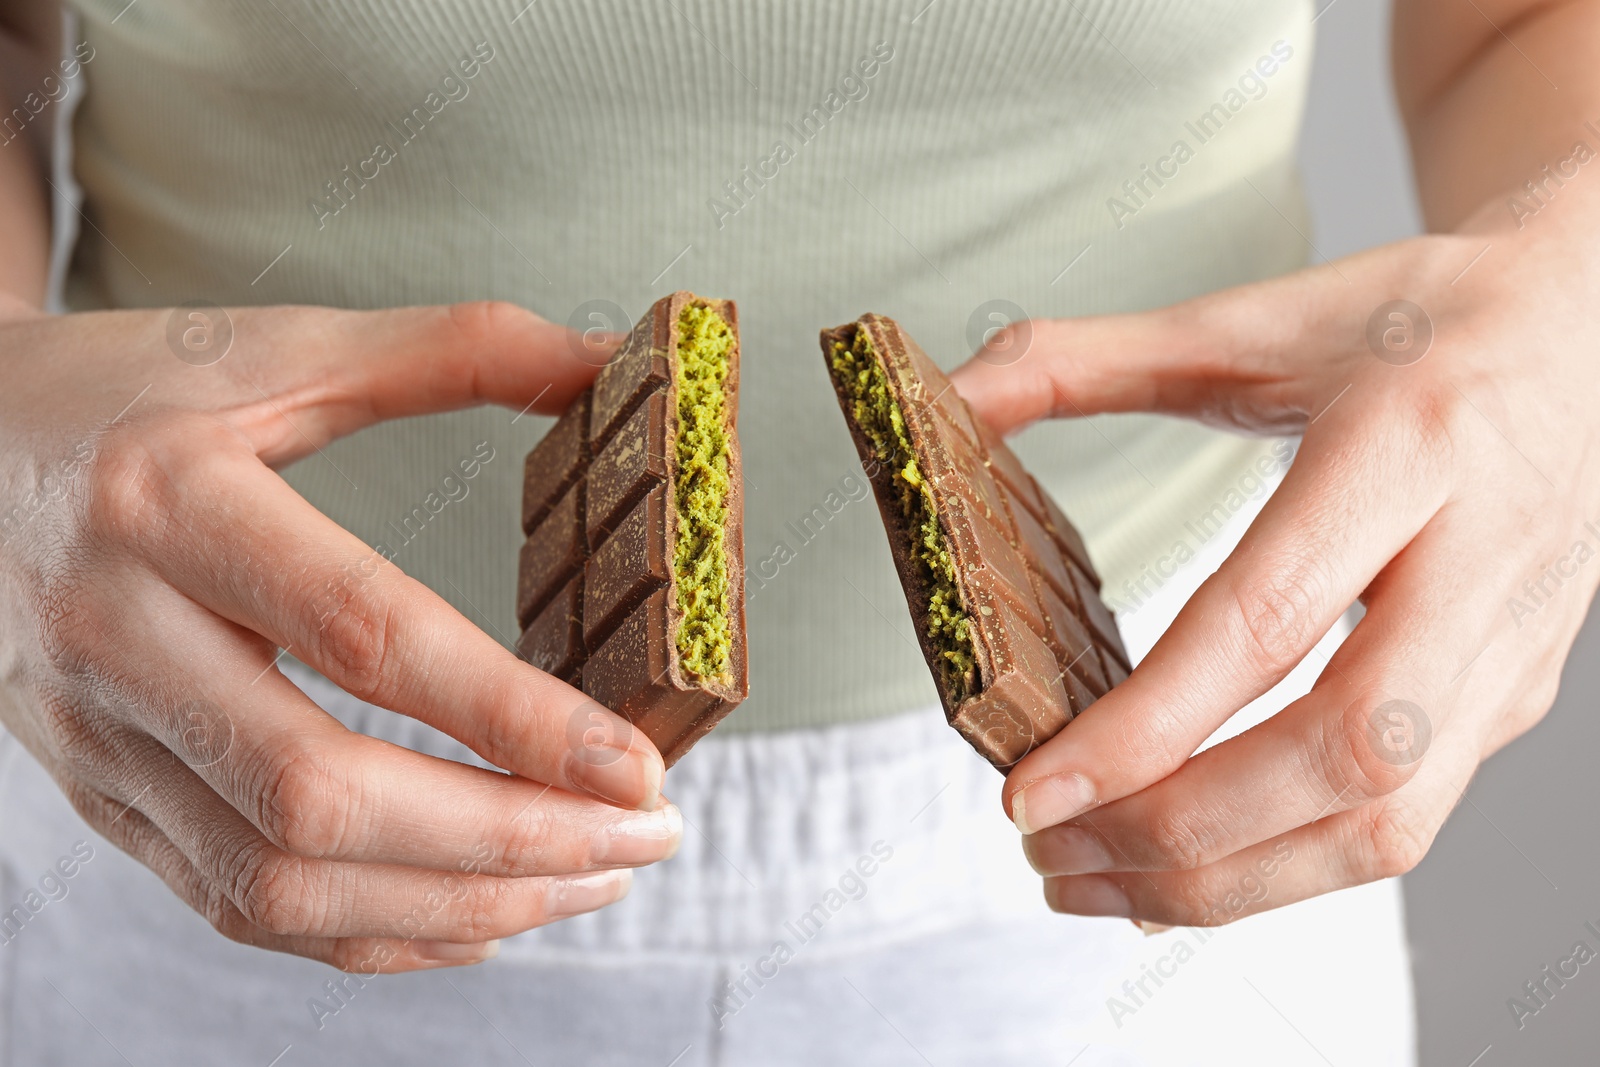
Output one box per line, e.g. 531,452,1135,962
0,0,58,306
1396,0,1600,229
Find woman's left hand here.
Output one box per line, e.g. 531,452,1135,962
949,188,1600,925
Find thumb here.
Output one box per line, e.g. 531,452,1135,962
948,270,1355,436
223,300,618,463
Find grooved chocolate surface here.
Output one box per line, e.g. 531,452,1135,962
586,391,669,543
515,575,584,683
521,392,591,535
583,485,669,646
822,313,1132,770
516,480,585,626
516,292,747,767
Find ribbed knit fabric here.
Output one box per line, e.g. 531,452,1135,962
63,0,1314,730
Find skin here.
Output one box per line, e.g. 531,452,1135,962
0,4,676,973
1,0,1591,970
951,0,1600,924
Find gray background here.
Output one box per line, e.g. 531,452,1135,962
1300,2,1598,1063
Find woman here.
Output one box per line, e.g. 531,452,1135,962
1,0,1593,1062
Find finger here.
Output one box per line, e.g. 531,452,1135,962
69,562,681,873
1040,722,1476,924
216,676,684,876
1004,409,1449,834
59,776,492,972
1023,504,1531,876
949,265,1365,435
102,733,637,942
102,441,665,811
220,301,614,464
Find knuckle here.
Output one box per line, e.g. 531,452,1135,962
1333,699,1423,801
259,746,353,858
483,874,541,934
197,880,253,943
446,299,534,349
495,806,554,875
397,875,504,942
1518,673,1561,730
231,843,319,936
1229,558,1327,680
1496,691,1556,751
475,678,548,772
36,583,99,679
82,428,159,543
1407,385,1477,464
57,775,115,830
327,940,391,974
1165,873,1237,927
83,430,166,546
313,582,401,703
33,565,138,694
326,942,377,974
460,875,520,940
83,415,244,548
1361,801,1433,880
37,688,110,775
1141,806,1209,871
456,889,507,942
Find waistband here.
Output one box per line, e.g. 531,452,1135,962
287,660,1044,962
281,451,1292,959
285,450,1294,961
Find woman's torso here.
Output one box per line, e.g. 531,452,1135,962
63,0,1313,729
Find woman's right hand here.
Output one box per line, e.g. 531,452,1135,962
0,295,679,972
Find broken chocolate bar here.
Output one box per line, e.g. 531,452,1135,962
517,292,747,767
822,313,1131,770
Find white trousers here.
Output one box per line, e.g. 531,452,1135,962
0,470,1414,1066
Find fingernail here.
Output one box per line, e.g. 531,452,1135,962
547,868,633,919
568,743,664,812
1044,875,1131,917
592,803,682,865
1137,921,1174,936
413,939,500,963
1012,772,1095,834
1022,826,1114,875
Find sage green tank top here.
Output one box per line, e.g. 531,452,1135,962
64,0,1313,730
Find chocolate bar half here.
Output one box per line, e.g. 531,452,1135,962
822,314,1131,770
517,292,748,766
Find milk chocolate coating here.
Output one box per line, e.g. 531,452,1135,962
515,575,583,683
517,292,747,767
822,313,1131,770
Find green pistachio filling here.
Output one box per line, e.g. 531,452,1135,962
672,302,735,681
830,328,975,701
